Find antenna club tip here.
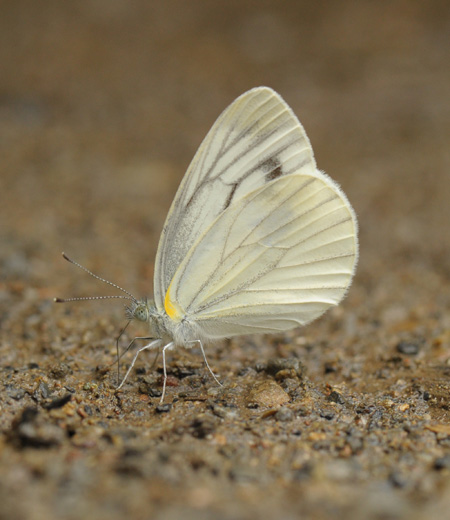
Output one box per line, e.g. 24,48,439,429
54,297,63,303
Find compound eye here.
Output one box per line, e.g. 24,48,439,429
135,305,148,322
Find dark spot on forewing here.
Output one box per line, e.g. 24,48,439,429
223,182,238,210
223,156,283,211
262,157,283,182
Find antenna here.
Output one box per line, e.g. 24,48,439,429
54,252,138,303
54,295,133,303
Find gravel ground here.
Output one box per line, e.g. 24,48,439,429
1,2,450,519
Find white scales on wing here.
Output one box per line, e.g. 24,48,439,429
154,87,319,311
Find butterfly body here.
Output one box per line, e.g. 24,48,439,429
126,298,205,346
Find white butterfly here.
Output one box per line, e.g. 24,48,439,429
57,87,358,402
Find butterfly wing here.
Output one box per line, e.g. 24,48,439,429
163,172,358,338
154,87,319,311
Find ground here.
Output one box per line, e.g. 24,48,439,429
1,1,450,519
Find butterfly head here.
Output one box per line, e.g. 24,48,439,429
125,298,154,323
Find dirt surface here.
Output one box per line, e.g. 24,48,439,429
1,1,450,519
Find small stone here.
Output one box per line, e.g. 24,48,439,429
43,393,72,410
138,378,162,397
274,406,294,422
9,407,65,448
49,363,71,379
319,409,335,420
396,341,420,355
328,390,345,405
265,358,304,379
209,401,237,419
324,362,337,374
190,415,216,438
247,380,290,408
5,385,26,400
39,381,51,399
434,454,450,470
281,378,301,394
155,403,172,413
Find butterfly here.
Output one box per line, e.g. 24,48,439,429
56,87,358,403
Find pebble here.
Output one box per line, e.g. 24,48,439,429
264,358,304,379
209,401,238,419
247,380,290,408
189,415,217,438
9,407,66,447
434,454,450,470
328,390,346,405
49,363,72,379
155,404,172,413
43,393,72,410
5,385,26,401
396,341,420,355
38,381,51,399
274,406,294,421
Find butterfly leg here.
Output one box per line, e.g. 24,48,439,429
190,340,222,387
114,335,155,383
116,339,161,390
160,341,175,404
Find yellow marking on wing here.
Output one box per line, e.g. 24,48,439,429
164,281,183,322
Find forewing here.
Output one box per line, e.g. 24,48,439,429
154,87,317,311
165,173,358,338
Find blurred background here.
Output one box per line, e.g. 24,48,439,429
1,1,449,519
1,0,448,299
